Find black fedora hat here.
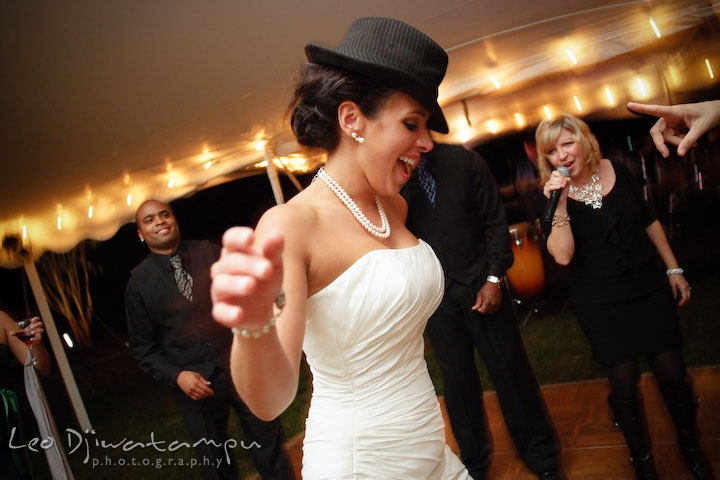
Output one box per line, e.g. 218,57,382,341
305,17,449,134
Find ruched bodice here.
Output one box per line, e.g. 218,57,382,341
302,240,469,479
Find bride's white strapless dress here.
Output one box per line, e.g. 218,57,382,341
302,240,470,479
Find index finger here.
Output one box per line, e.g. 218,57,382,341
627,102,674,118
221,226,255,254
258,231,285,267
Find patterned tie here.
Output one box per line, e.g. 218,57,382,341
170,255,194,301
417,155,437,207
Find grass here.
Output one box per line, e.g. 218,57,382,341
13,275,719,479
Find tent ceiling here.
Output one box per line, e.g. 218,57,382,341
1,0,719,264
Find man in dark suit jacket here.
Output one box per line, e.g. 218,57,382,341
125,199,293,480
402,143,564,480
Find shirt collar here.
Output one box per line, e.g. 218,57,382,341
149,241,187,271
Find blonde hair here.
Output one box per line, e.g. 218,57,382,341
535,113,602,182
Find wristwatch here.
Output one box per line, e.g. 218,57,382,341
487,275,502,286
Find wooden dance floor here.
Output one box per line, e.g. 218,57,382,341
249,365,720,479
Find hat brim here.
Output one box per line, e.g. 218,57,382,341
306,44,449,134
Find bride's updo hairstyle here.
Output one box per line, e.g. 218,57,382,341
289,64,394,152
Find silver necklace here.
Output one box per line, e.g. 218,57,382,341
316,167,391,238
569,168,603,209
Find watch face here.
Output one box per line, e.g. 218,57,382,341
487,275,501,284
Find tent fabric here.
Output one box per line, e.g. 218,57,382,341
1,0,719,264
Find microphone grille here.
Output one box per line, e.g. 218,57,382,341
557,166,570,177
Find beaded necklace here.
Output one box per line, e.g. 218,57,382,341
569,168,603,209
316,167,391,238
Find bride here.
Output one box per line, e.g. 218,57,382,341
211,17,470,479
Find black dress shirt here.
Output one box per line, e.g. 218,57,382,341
124,239,231,387
403,143,514,287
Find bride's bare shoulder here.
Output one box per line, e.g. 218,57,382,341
256,191,321,240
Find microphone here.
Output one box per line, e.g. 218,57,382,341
542,166,570,224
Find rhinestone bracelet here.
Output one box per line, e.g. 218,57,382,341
552,214,571,227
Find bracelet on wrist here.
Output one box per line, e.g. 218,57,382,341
230,288,286,339
551,214,570,227
666,267,684,276
232,315,277,339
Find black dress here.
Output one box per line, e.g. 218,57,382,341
556,160,682,366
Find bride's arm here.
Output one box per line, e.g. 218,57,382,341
211,206,308,420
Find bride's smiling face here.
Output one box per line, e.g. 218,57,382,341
362,91,434,195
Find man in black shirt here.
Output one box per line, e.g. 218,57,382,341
125,199,292,480
402,143,564,480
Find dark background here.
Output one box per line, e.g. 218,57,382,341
1,113,719,352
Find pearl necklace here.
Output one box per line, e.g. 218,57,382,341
569,168,603,209
316,167,391,238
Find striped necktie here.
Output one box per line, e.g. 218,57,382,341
417,156,437,207
170,255,194,301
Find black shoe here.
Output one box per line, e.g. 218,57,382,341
660,384,715,479
630,453,658,480
538,471,566,480
608,394,657,480
681,445,714,479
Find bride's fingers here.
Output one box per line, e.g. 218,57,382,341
211,270,276,311
212,271,261,297
259,231,285,267
221,226,255,254
212,250,273,279
213,302,244,327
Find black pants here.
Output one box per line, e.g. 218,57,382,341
426,280,560,478
173,368,292,480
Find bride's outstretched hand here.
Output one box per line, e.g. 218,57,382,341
211,226,285,330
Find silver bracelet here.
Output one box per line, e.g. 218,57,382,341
551,214,570,227
232,315,277,339
666,268,684,276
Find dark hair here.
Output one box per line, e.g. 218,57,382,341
289,64,394,152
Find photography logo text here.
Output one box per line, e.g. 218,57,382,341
8,427,260,468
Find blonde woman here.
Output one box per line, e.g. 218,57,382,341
536,113,710,480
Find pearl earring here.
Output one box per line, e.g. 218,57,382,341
351,132,365,144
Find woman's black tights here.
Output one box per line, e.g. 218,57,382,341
606,350,688,401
